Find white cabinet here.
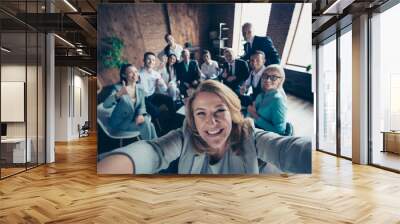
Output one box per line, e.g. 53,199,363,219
1,138,31,163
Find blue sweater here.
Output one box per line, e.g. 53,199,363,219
253,89,287,135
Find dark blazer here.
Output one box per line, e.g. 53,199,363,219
176,60,201,88
242,35,280,66
221,59,250,92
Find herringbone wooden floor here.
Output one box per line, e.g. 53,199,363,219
1,135,400,223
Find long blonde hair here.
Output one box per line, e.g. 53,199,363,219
185,80,253,154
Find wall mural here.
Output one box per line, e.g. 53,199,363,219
97,3,312,175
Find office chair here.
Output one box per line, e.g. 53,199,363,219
97,103,141,148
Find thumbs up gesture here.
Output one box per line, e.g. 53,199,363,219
116,80,128,97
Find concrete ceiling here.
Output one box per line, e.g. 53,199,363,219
0,0,393,71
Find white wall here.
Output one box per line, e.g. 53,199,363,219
55,67,89,141
1,64,46,164
55,66,69,141
72,72,89,138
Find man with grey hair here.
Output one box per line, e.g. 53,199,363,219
175,48,201,97
221,48,249,95
241,22,280,66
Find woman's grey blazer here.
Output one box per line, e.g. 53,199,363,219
99,122,312,174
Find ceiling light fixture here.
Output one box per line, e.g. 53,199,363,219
54,34,75,48
1,47,11,53
63,0,78,12
78,67,93,76
322,0,355,15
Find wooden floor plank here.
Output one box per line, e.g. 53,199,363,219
0,135,400,223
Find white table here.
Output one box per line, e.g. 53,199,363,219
1,138,31,163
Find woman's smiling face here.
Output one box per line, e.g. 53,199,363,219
125,66,139,83
192,92,232,154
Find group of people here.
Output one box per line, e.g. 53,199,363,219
97,23,310,174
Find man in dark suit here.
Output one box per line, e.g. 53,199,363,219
221,48,249,95
176,49,201,97
241,22,280,66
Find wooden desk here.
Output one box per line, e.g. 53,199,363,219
382,131,400,154
1,138,31,163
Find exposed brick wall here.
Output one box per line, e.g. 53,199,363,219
267,3,295,57
167,4,210,61
98,4,168,86
98,3,235,86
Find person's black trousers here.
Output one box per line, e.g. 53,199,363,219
145,93,177,135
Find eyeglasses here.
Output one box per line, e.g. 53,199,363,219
261,75,281,82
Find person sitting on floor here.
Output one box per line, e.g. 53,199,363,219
221,48,249,95
159,53,180,102
138,52,177,135
239,50,267,108
176,49,202,97
247,64,287,135
200,50,220,80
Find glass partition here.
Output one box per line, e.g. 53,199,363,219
370,3,400,171
339,28,352,158
0,1,46,179
1,30,28,177
317,36,337,155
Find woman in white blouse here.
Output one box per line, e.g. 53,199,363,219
200,50,219,80
159,53,180,101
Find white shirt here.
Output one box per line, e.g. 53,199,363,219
201,60,219,79
170,44,184,61
244,65,266,88
160,65,177,84
138,68,167,97
248,36,255,49
159,44,184,61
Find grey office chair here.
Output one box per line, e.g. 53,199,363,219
97,103,141,147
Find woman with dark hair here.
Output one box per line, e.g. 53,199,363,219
98,80,311,174
102,64,157,140
159,53,180,101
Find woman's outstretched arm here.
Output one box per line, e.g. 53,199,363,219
97,129,184,174
98,154,134,174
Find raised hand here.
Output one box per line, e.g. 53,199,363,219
116,80,128,97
